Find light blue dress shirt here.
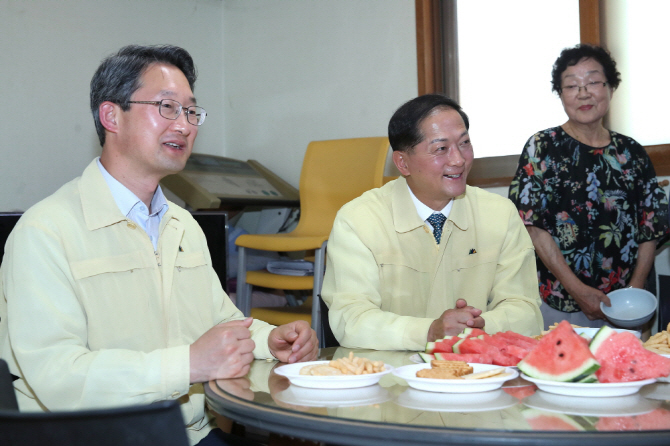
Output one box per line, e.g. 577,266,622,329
96,158,168,250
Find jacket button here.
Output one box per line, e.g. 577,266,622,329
127,221,137,229
171,391,180,398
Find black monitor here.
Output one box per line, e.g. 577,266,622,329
191,211,229,293
0,213,22,267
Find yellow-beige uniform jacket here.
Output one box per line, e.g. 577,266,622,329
321,177,543,351
0,160,274,445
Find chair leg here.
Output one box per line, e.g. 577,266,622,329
312,242,327,347
236,247,252,316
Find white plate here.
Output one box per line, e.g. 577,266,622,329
521,374,656,397
573,327,641,339
409,353,428,364
274,384,391,408
392,363,518,393
657,354,670,382
395,388,516,412
524,390,658,417
273,361,393,389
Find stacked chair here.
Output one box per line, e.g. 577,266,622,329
235,137,390,344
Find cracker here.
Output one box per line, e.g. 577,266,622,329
416,367,463,379
462,367,507,380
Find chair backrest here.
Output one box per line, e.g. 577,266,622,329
293,137,390,237
0,359,18,411
0,400,189,446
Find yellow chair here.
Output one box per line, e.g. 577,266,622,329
235,137,390,342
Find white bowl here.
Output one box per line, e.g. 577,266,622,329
601,288,657,329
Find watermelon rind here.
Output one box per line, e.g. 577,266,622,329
588,325,615,354
425,342,436,354
418,352,434,363
452,338,466,354
578,374,598,383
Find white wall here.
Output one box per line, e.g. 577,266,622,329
221,0,416,188
0,0,416,211
602,0,670,145
0,0,226,211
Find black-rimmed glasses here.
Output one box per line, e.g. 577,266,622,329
128,99,207,126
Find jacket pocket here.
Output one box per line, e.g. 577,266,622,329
70,251,153,280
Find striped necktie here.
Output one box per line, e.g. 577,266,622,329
426,213,447,244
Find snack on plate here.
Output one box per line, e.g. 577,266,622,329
462,367,508,380
299,364,344,376
416,359,509,380
536,322,584,340
431,359,473,375
417,367,463,379
643,323,670,355
328,352,386,375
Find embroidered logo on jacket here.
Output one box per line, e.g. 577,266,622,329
468,248,477,255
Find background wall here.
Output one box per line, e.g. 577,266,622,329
221,0,415,188
0,0,417,211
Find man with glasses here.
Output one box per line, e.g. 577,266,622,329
0,45,317,445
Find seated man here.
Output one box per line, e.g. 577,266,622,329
0,44,317,445
321,94,543,351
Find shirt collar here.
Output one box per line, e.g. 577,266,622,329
96,157,168,217
406,182,453,221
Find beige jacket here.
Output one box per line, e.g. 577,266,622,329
0,160,274,445
321,177,543,351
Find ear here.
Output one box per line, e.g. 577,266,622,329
392,150,411,176
99,101,120,134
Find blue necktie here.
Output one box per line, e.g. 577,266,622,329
427,213,447,244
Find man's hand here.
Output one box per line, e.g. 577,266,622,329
189,318,255,383
569,283,611,320
427,299,484,341
268,320,318,363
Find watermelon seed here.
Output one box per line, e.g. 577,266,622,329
556,340,562,345
559,353,564,358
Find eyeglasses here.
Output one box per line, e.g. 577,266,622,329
561,81,608,96
128,99,207,126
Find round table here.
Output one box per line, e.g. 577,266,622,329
204,347,670,446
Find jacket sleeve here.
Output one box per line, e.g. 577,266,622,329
481,203,544,336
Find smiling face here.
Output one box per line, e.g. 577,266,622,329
392,107,473,210
560,57,612,127
113,63,198,182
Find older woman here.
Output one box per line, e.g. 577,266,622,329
509,44,668,329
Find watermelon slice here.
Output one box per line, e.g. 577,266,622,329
454,337,518,366
425,336,460,354
517,320,600,382
494,331,539,350
460,327,487,337
434,352,493,364
589,326,670,383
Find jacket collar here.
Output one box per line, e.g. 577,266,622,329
391,176,470,233
78,160,177,231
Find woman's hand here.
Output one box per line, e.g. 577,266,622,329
566,282,611,320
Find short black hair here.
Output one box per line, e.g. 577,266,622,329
90,44,197,146
551,44,621,94
388,94,469,152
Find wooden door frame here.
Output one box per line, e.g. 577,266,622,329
415,0,600,96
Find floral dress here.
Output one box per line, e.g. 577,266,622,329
508,127,668,313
